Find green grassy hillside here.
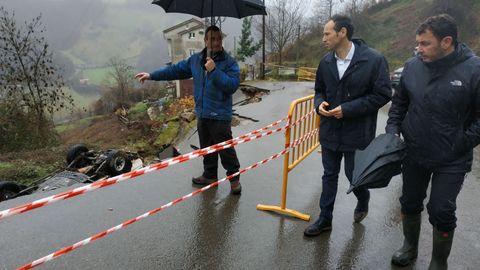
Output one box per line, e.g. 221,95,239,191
293,0,480,70
52,87,100,121
65,87,100,108
81,67,114,85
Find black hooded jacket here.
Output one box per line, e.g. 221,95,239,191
314,39,392,152
386,43,480,173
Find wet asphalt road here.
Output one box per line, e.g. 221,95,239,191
0,82,479,269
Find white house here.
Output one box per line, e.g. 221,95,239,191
163,18,205,98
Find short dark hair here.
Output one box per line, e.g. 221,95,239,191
205,25,221,38
416,14,457,44
330,14,354,40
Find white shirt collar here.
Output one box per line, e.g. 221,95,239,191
335,42,355,61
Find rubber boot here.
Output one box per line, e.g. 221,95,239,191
428,227,454,270
391,213,421,266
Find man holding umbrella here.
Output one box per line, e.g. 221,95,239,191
304,15,392,236
135,25,242,195
386,14,480,268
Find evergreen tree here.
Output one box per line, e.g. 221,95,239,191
236,18,261,62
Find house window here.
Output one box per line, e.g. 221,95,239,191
199,31,204,35
189,32,195,39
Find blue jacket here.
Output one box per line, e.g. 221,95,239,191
314,39,392,152
150,49,240,121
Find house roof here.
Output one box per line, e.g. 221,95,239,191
163,18,205,34
178,24,204,36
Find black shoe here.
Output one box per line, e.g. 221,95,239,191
304,218,332,237
354,195,370,223
192,175,216,186
230,181,242,195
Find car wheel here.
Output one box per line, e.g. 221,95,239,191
106,150,132,176
0,181,21,202
66,144,89,167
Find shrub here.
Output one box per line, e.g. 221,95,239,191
239,67,248,82
128,102,148,114
154,121,180,146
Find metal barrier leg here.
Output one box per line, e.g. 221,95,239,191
256,147,310,221
256,95,320,222
256,204,311,221
257,156,310,221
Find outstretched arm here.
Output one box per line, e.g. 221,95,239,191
136,58,192,83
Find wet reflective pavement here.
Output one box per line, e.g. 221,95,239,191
0,82,479,269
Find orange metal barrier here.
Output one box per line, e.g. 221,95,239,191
256,95,320,221
264,63,317,81
297,67,317,81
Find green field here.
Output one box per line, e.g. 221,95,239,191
63,87,99,109
53,87,100,121
55,115,104,133
81,67,115,86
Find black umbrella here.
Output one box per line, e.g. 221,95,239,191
152,0,267,21
347,133,407,194
152,0,267,59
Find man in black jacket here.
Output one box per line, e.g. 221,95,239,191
386,14,480,269
304,15,392,236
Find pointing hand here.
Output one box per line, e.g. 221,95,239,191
135,72,151,84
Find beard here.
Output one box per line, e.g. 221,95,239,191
421,45,449,63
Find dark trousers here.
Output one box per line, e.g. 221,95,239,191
197,118,240,182
319,147,370,221
400,160,465,232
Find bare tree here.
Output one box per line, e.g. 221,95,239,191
263,0,306,64
303,0,337,33
314,0,337,24
0,7,74,142
341,0,370,16
108,56,134,106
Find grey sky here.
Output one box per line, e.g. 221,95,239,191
0,0,247,69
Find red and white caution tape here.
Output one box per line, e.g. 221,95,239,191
0,117,285,221
17,128,318,270
1,110,316,222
